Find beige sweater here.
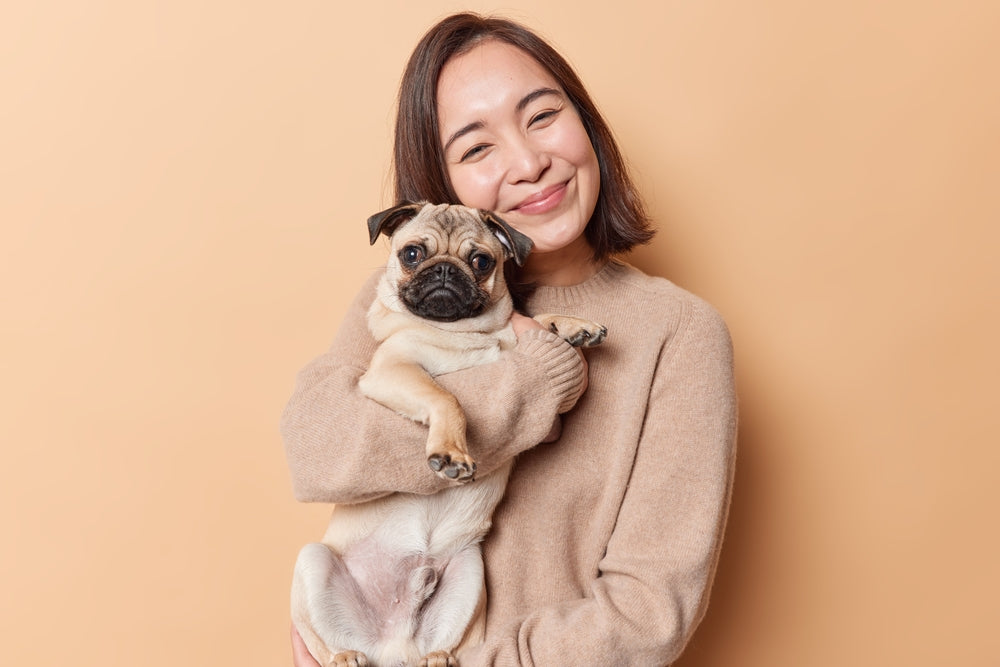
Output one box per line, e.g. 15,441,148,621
281,260,737,666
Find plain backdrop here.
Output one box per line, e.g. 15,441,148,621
2,1,997,665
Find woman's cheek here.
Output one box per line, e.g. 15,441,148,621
452,167,501,210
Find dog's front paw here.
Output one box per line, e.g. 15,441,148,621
419,650,458,667
534,314,608,348
331,650,369,667
562,321,607,347
428,452,477,483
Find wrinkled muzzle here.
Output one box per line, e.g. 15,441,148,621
399,261,490,322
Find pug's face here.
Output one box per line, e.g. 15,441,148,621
368,202,533,323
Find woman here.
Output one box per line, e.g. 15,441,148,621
283,12,737,666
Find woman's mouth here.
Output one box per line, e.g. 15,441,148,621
510,182,568,215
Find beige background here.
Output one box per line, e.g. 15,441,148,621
2,0,997,665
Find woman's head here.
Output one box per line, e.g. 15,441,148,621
393,12,653,261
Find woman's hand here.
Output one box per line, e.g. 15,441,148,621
291,624,321,667
509,311,545,337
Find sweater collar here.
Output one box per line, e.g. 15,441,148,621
527,259,631,311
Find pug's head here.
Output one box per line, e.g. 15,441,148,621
367,202,533,323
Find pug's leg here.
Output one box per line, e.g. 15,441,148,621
532,314,608,348
292,543,374,667
359,357,476,483
414,546,485,665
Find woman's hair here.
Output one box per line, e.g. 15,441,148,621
393,12,654,260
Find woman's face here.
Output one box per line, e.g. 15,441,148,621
436,39,600,258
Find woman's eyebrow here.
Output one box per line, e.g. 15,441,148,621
516,87,563,113
443,120,484,153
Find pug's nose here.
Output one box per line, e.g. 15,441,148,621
434,263,452,281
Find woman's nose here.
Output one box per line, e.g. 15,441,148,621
505,138,550,184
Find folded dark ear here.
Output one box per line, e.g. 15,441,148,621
480,209,533,266
366,201,426,245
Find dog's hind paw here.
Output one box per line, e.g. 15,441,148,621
331,650,369,667
419,650,458,667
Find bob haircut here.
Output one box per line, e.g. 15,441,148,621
393,12,654,261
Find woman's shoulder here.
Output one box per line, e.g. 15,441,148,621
603,261,728,327
607,262,735,379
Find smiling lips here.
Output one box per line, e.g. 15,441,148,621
509,181,568,215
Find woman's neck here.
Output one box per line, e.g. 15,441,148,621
520,236,605,287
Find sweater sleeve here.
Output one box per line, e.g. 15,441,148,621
462,299,738,666
280,271,587,504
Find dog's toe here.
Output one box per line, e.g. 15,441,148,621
419,650,458,667
332,650,369,667
566,324,607,348
586,325,608,347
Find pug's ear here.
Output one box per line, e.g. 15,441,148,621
480,210,533,266
366,201,426,245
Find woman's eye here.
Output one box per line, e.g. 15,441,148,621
400,245,425,266
529,109,560,127
460,144,489,162
469,253,495,274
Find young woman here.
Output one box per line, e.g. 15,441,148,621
283,13,737,666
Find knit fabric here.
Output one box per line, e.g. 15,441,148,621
281,259,738,666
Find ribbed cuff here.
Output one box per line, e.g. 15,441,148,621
515,329,587,414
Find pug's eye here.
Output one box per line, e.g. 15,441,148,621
469,252,495,275
400,245,425,267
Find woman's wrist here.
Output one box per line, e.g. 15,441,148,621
514,327,589,413
510,311,545,337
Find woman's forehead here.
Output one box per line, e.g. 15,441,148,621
437,40,563,126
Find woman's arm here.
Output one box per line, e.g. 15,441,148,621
462,301,738,666
280,271,588,504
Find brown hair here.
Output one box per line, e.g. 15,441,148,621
393,12,654,261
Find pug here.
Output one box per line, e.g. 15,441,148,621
291,202,607,667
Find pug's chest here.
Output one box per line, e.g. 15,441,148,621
368,300,518,376
382,322,518,377
418,327,517,376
